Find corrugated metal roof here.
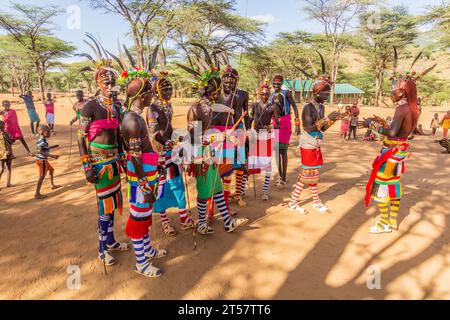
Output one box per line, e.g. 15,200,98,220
283,80,364,94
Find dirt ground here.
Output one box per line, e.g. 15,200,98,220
0,93,449,300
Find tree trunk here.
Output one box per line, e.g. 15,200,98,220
10,76,14,96
37,75,45,102
375,72,381,107
131,25,145,68
329,49,337,108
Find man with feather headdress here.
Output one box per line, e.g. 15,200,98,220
361,48,436,234
76,34,129,268
147,70,195,237
288,52,341,215
248,81,280,201
178,44,248,235
207,64,249,217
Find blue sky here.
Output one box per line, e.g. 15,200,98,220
0,0,445,61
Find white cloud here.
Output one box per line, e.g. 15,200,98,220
251,14,276,24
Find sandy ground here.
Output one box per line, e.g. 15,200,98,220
0,93,449,300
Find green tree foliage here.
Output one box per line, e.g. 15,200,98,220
359,6,418,106
0,35,34,95
0,2,75,100
425,3,450,49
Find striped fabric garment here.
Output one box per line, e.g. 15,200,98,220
262,173,271,195
290,181,305,206
248,132,273,172
197,200,208,226
98,215,110,255
131,238,149,269
35,137,50,160
125,152,159,239
309,184,321,205
211,125,237,168
91,156,123,216
297,168,321,185
240,174,247,196
368,138,409,204
213,192,232,225
143,234,160,258
126,152,159,217
235,170,244,197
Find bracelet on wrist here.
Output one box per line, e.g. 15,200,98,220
138,178,153,195
80,155,91,165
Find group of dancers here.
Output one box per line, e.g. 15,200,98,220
0,36,438,278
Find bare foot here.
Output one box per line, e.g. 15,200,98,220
34,194,47,200
51,185,61,190
6,184,14,188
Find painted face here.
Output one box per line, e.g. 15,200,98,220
315,84,331,103
139,89,153,111
222,76,236,94
260,92,270,103
160,85,173,102
98,74,116,97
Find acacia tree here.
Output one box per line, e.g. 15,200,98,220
302,0,373,106
239,47,279,92
86,0,184,68
425,3,450,49
163,0,264,71
359,6,418,106
0,2,75,100
0,35,35,95
61,61,96,94
270,32,334,102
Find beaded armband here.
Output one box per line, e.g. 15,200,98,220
129,138,142,157
294,117,301,127
316,118,335,132
138,177,153,195
80,155,92,172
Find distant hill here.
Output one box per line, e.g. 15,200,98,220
340,45,449,81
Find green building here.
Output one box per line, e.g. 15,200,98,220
283,80,364,105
